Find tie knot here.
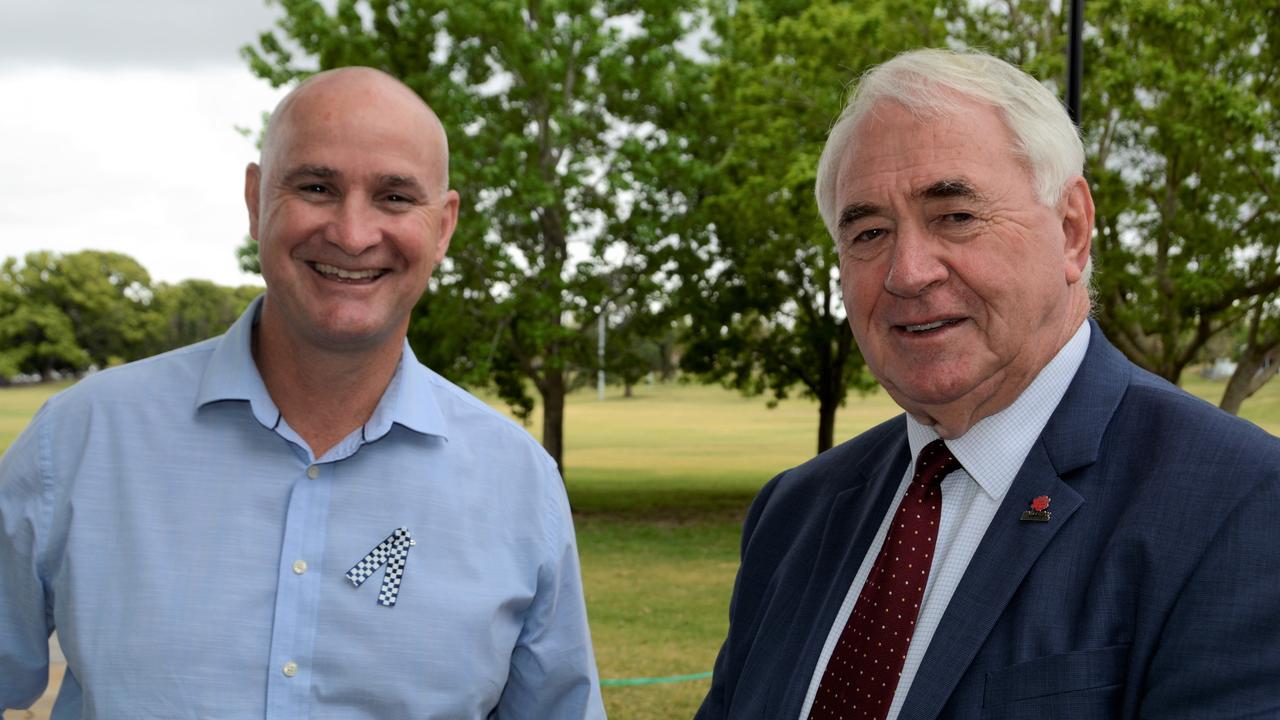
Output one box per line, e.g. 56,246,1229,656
913,439,961,486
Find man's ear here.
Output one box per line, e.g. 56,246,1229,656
245,163,262,241
434,189,461,261
1060,175,1094,284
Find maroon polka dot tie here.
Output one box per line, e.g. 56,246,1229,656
808,439,961,720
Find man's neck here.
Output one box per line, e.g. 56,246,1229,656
252,321,403,459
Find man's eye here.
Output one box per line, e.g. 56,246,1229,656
384,193,414,204
854,228,887,243
299,184,329,194
941,212,974,224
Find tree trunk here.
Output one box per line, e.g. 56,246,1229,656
1220,349,1278,415
541,367,566,477
624,380,633,398
1219,289,1280,415
817,395,837,455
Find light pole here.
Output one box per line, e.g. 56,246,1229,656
597,306,606,401
1067,0,1084,125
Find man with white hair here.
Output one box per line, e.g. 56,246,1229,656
0,67,604,718
698,48,1280,719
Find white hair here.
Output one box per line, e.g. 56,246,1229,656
814,48,1091,287
815,48,1085,233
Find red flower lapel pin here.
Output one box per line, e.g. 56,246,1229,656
1020,495,1052,523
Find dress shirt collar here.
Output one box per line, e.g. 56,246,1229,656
195,295,448,441
906,321,1091,500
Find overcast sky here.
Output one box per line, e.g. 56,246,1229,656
0,0,298,286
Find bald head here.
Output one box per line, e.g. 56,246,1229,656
259,67,450,194
243,64,461,366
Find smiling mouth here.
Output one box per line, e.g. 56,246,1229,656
308,261,388,283
898,318,964,334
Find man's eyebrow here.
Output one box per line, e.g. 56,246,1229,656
916,178,984,202
838,202,883,230
380,174,428,196
282,165,339,183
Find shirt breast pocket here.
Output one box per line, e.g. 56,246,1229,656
981,644,1128,719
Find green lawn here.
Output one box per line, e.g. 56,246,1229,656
0,381,73,454
2,374,1278,719
550,383,899,717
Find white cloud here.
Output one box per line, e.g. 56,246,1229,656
0,0,298,286
0,65,287,286
0,0,284,68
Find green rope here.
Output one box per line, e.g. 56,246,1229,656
600,671,713,687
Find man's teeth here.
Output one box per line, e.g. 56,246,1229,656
905,320,951,332
314,262,380,280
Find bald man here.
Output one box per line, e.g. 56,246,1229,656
0,68,605,719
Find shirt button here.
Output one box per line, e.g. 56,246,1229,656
306,465,320,480
292,560,308,575
282,661,298,677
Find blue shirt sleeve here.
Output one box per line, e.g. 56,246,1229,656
497,457,606,719
0,403,54,710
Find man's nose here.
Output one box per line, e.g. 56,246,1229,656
882,224,949,297
323,198,382,254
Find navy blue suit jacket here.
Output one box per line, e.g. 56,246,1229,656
698,324,1280,719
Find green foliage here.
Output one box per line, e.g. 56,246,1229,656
244,0,704,469
579,269,678,396
0,252,260,383
961,0,1280,389
1086,0,1280,385
0,251,162,374
236,236,261,275
149,280,262,353
0,282,89,380
673,0,949,452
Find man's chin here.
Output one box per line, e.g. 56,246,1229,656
305,318,405,354
881,376,980,416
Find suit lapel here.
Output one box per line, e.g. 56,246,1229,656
773,430,913,716
897,321,1132,720
897,444,1084,720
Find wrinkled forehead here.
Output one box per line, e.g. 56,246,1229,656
836,98,1023,198
261,70,448,188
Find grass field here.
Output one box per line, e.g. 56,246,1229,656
3,373,1278,719
553,383,896,717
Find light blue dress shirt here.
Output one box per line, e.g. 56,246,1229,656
799,322,1091,719
0,297,605,719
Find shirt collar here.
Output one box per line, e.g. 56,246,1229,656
906,321,1091,500
195,295,281,429
195,294,448,441
363,341,448,441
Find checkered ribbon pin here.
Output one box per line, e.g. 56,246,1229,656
346,527,415,607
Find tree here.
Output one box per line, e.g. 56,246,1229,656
582,270,673,398
0,279,89,381
236,236,261,275
674,0,951,453
1087,0,1280,392
1,251,161,369
244,0,701,472
958,0,1280,409
150,280,263,352
1220,289,1280,414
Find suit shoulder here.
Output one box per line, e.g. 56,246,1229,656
1120,369,1280,459
763,414,908,503
794,414,906,475
1105,370,1280,508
